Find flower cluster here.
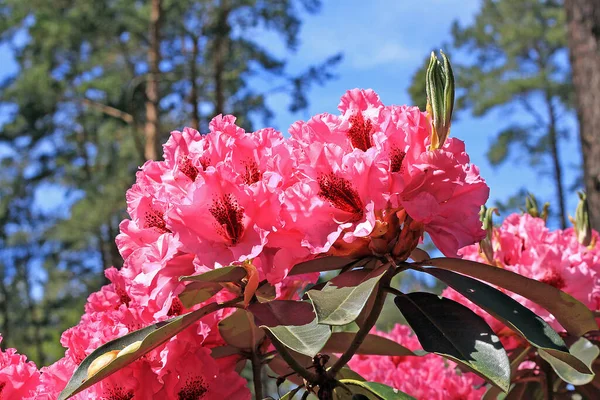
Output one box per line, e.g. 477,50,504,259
349,325,486,400
0,89,489,399
0,336,40,399
445,212,600,338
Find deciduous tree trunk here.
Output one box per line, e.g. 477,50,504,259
145,0,162,161
565,0,600,230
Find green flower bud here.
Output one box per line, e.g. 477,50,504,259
575,191,592,247
524,193,549,222
479,205,498,263
426,50,455,150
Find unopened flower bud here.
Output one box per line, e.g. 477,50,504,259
575,191,593,247
427,50,455,150
479,205,498,263
524,193,549,222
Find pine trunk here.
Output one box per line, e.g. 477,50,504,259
565,0,600,229
145,0,162,161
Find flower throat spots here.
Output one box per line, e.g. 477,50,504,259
318,173,364,219
209,194,245,245
178,377,208,400
347,112,373,151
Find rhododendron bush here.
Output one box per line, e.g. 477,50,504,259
1,52,599,400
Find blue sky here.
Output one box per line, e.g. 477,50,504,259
0,0,583,228
253,0,582,228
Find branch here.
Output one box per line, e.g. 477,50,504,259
251,351,264,399
328,264,394,376
248,310,264,399
264,330,318,383
81,98,134,124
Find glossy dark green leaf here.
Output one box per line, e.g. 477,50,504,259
540,337,598,385
394,292,510,392
179,265,246,283
218,309,265,350
322,332,425,357
424,268,591,373
58,301,232,400
307,267,387,326
420,258,597,336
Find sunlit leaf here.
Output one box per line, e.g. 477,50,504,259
58,301,235,400
394,292,510,392
540,337,598,385
307,266,387,326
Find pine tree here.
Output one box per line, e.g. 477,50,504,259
0,0,340,363
565,0,600,230
409,0,573,227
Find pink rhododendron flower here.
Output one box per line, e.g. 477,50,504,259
349,325,485,400
286,89,488,259
452,212,600,335
0,336,40,399
19,89,490,397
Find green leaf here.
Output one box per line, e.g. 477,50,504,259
262,317,331,358
322,332,425,357
179,265,246,283
307,266,387,326
483,346,533,400
218,309,265,350
423,268,590,373
540,337,598,385
337,380,416,400
394,292,510,392
58,301,232,400
178,281,223,308
420,258,598,336
289,256,360,276
251,300,331,357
